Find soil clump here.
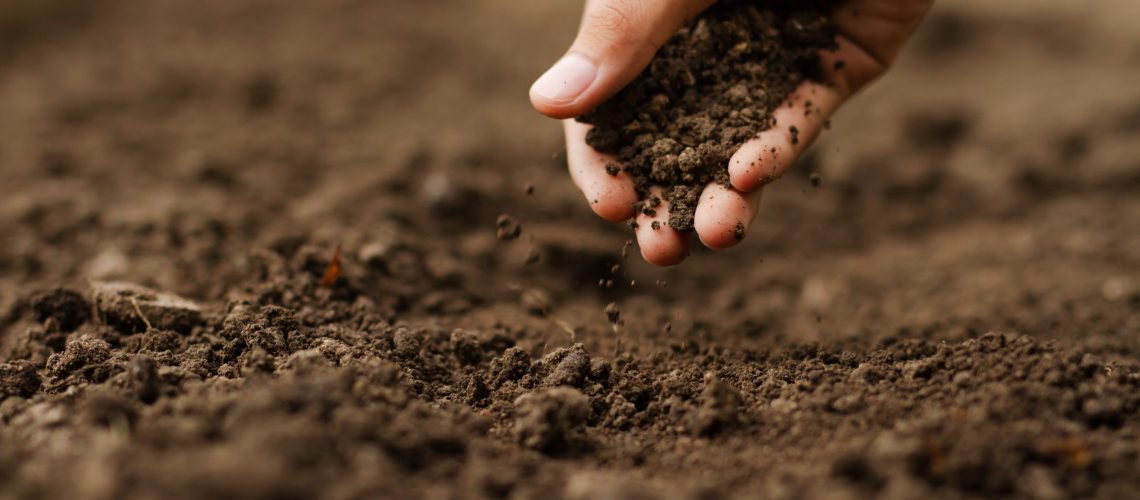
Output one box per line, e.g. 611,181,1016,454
579,0,839,230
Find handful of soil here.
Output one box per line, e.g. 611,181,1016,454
577,0,839,231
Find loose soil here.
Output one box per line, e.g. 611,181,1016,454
579,0,838,231
2,0,1140,499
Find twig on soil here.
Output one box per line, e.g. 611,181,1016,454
129,297,153,332
553,318,577,342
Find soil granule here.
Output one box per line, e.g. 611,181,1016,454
578,0,839,230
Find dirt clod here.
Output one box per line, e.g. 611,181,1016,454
0,360,41,399
544,344,591,388
514,387,591,454
492,346,532,386
450,328,482,365
392,327,422,359
92,282,202,334
46,337,111,379
29,288,90,331
693,373,744,436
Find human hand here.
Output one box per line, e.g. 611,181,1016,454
530,0,933,266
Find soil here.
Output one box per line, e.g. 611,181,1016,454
578,0,838,231
2,0,1140,499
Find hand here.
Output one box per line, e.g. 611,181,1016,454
530,0,933,266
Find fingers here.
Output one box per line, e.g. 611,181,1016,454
530,0,715,119
634,187,690,266
631,183,759,265
832,0,934,78
567,120,684,267
725,0,934,194
728,81,844,193
564,120,638,222
567,120,689,266
694,184,762,249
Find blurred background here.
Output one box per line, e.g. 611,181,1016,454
1,0,1137,350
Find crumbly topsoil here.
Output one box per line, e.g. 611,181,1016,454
3,0,1140,499
578,0,838,231
6,285,1140,498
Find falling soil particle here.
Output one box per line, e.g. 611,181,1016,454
604,302,621,326
496,214,522,240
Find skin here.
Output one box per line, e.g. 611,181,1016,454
531,0,934,266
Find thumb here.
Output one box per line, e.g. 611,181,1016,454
530,0,714,119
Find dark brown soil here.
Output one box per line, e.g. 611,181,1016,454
578,0,838,231
2,0,1140,498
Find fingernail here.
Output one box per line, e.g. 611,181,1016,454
531,52,597,102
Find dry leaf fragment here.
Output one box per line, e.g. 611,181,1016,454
320,245,343,287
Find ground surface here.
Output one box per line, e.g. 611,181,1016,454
1,0,1140,498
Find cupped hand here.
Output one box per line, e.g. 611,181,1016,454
531,0,933,266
